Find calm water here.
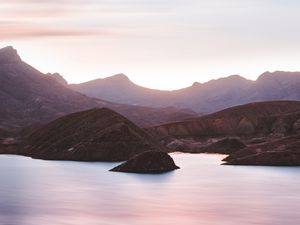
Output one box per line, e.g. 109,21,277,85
0,153,299,225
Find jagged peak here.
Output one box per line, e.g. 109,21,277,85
192,82,201,87
0,46,22,64
46,72,68,86
257,70,300,81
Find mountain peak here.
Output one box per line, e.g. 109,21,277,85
46,72,68,86
256,71,279,82
192,82,201,87
227,74,245,80
109,73,130,81
0,46,22,64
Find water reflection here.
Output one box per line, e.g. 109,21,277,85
0,154,299,225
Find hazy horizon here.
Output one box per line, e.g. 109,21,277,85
1,0,300,90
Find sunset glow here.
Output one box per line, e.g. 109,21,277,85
1,0,300,89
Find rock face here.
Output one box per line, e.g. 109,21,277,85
0,46,21,64
223,134,300,166
24,108,165,161
151,101,300,139
47,73,68,86
151,101,300,166
0,46,195,128
163,137,246,154
110,151,179,173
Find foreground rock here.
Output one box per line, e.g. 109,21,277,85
24,108,165,161
110,151,180,173
224,151,300,166
223,134,300,166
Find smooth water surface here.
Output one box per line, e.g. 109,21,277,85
0,154,299,225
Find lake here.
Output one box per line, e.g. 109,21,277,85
0,153,299,225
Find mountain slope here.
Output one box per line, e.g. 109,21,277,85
244,71,300,101
24,108,165,161
0,46,195,128
150,101,300,138
0,46,110,128
70,71,300,113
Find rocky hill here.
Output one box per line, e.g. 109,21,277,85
149,101,300,166
24,108,165,161
223,134,300,166
151,101,300,139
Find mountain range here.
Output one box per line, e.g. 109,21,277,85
70,71,300,113
0,46,195,129
1,45,300,166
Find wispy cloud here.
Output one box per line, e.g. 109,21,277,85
0,21,119,40
0,0,173,39
2,0,300,91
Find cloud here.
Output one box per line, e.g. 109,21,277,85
0,0,174,39
0,21,117,40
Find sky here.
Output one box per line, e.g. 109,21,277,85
1,0,300,90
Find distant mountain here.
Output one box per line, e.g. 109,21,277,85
24,108,165,161
70,73,172,106
70,72,300,113
0,46,195,129
244,71,300,101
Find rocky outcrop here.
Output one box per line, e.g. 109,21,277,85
223,134,300,166
164,137,246,154
163,137,209,153
47,73,68,86
24,108,165,161
110,151,179,173
293,119,300,132
0,46,21,64
224,151,300,166
199,138,246,154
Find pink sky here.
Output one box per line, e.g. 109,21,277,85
1,0,300,90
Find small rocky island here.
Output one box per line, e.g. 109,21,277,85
110,151,180,173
